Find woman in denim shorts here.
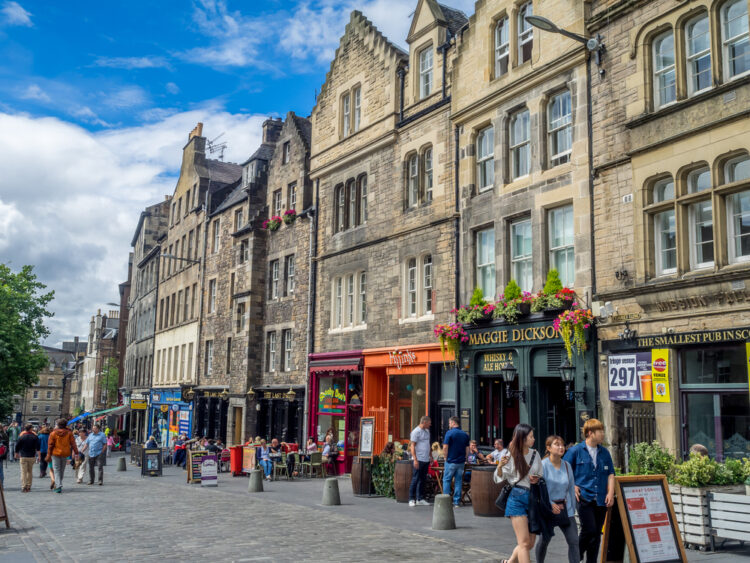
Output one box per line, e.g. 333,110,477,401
493,423,543,563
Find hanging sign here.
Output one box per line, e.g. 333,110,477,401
651,349,670,403
607,353,652,401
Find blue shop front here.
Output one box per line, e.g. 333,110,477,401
148,388,193,448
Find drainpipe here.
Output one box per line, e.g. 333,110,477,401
303,178,319,442
397,68,406,122
454,124,461,418
586,55,597,299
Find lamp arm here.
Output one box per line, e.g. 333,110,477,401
554,27,589,45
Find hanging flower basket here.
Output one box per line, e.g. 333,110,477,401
554,307,594,362
433,323,468,364
283,209,297,225
263,216,282,231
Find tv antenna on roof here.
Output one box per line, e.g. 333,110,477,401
207,132,228,161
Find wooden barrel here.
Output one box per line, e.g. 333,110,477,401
470,465,504,517
351,456,372,495
394,460,413,503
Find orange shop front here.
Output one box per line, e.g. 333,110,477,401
362,344,456,456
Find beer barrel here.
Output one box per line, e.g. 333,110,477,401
394,460,413,503
351,456,372,495
470,465,503,517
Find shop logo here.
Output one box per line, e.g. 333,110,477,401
389,349,416,369
653,358,667,372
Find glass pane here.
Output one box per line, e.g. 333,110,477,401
728,156,750,182
688,16,710,55
689,168,711,192
731,191,750,258
692,200,714,264
729,38,750,76
654,179,674,202
655,33,675,69
682,346,747,384
685,394,717,457
656,210,676,272
721,394,750,459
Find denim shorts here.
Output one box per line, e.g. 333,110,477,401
504,486,530,517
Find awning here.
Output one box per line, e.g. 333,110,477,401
106,405,130,416
86,406,122,419
68,412,91,424
309,363,360,374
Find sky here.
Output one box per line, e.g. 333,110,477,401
0,0,476,347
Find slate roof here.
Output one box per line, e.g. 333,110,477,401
438,2,469,36
206,158,242,186
244,142,275,165
212,180,246,215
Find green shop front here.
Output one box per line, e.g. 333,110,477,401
458,318,595,447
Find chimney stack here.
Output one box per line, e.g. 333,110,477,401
262,117,283,144
189,122,204,140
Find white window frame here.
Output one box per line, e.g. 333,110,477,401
288,183,297,211
728,190,750,263
725,154,750,183
408,155,419,207
510,109,530,179
271,260,279,299
359,272,367,324
686,14,712,96
653,31,677,108
286,255,295,295
282,142,290,164
518,3,533,64
212,219,220,253
653,178,675,202
689,199,715,269
273,189,282,216
348,180,357,228
423,255,433,315
495,17,510,76
235,209,244,231
334,277,343,328
353,87,361,132
548,91,572,166
342,93,351,137
424,148,433,202
510,219,533,292
407,258,417,317
283,329,293,372
346,274,355,326
206,339,214,375
476,126,494,192
359,176,368,224
721,0,750,80
688,167,711,193
208,279,216,313
419,47,433,99
476,228,496,299
267,332,276,373
239,239,249,264
548,205,575,287
336,185,346,233
654,209,677,275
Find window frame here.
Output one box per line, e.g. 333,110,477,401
688,198,715,269
476,227,496,299
685,13,712,96
548,90,572,167
424,147,433,203
419,46,433,99
272,189,283,217
721,0,750,80
205,339,214,375
359,271,367,324
495,16,510,77
208,279,216,314
282,141,291,164
423,254,433,315
358,175,368,224
510,108,531,179
510,218,533,292
288,182,297,212
283,329,293,372
407,154,419,208
353,86,361,132
270,259,280,299
267,332,276,373
653,30,677,108
518,3,533,64
285,254,295,295
476,126,495,192
342,93,351,137
548,205,575,287
407,257,418,317
654,209,678,275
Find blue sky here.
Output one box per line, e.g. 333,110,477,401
0,0,475,345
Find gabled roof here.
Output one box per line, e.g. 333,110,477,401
437,2,468,35
212,180,246,216
291,113,312,151
408,0,468,42
206,159,242,186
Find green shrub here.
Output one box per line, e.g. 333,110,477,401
672,453,717,487
469,287,487,307
503,279,522,301
629,441,676,477
543,269,563,295
371,456,395,498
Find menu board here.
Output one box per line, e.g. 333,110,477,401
188,450,206,484
200,454,218,487
608,353,653,401
242,446,257,473
141,448,162,477
359,417,375,460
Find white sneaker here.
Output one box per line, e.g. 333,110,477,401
417,499,430,506
409,500,416,507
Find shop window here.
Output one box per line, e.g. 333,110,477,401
476,227,496,299
686,14,712,95
510,108,530,179
495,17,510,77
721,0,750,79
419,46,433,99
476,126,494,192
655,210,677,275
389,373,427,442
548,91,572,167
689,199,714,268
548,205,575,286
653,31,676,108
518,3,533,64
510,219,533,291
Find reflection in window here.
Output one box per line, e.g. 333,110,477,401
655,210,677,275
653,178,674,202
689,200,714,268
476,228,496,299
511,219,533,291
686,14,712,95
477,127,494,191
548,91,572,166
549,205,575,286
722,0,750,79
728,190,750,262
510,109,530,179
688,168,711,192
653,31,676,107
518,3,533,64
495,17,510,76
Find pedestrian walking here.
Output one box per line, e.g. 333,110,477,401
106,433,114,457
38,425,50,478
0,434,7,487
535,435,579,563
46,418,79,493
441,416,469,507
563,418,615,563
494,423,543,563
173,434,187,467
8,422,20,462
84,425,107,486
15,424,40,492
408,415,431,507
75,429,89,483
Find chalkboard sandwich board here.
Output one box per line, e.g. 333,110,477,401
188,450,206,484
602,475,687,563
141,448,162,477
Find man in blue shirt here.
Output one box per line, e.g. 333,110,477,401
83,424,108,486
442,416,470,507
563,418,615,563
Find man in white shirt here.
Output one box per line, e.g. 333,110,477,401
487,438,508,463
408,416,431,507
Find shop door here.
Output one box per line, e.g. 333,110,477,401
478,378,503,448
536,378,576,444
233,407,243,445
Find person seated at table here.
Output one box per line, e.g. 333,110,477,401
257,439,273,480
430,441,442,461
321,435,338,474
145,435,158,449
466,440,487,465
205,439,222,454
305,438,317,454
487,438,508,463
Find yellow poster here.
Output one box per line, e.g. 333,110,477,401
651,349,670,403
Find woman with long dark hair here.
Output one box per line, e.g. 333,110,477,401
494,423,543,563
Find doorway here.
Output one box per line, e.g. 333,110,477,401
536,378,576,444
477,377,519,448
233,406,243,445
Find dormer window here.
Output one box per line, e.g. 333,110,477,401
419,47,433,99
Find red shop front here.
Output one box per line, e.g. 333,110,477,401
307,350,363,474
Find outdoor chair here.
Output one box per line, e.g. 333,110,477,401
302,452,325,478
273,452,290,480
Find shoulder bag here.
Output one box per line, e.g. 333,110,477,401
495,450,536,515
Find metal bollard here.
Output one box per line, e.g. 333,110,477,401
432,494,456,530
322,478,341,506
117,457,127,471
247,469,264,493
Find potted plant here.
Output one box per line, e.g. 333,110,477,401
433,322,468,364
282,209,297,224
263,216,282,231
556,287,577,310
554,306,593,362
494,298,521,324
518,291,534,316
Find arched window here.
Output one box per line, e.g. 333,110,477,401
358,175,368,224
495,17,510,76
408,155,419,208
653,177,674,202
423,148,433,202
721,0,750,79
653,31,676,107
686,14,711,95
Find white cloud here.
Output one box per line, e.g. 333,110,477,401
1,1,32,27
0,107,266,345
165,82,180,94
102,86,149,109
20,84,50,102
93,56,172,70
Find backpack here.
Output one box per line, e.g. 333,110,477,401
0,443,7,459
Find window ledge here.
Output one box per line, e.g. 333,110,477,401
328,323,367,334
398,314,435,325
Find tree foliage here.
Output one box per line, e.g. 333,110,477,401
101,357,119,407
0,264,54,419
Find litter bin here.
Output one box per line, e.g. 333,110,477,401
230,446,244,476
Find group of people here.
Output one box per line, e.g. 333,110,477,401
0,419,110,493
253,435,336,480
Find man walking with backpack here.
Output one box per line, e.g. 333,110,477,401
45,419,79,493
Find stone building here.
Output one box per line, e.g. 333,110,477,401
195,118,279,445
309,3,463,463
124,198,170,441
451,0,595,447
17,346,75,425
589,0,750,463
60,338,86,418
80,310,119,412
256,112,312,444
151,123,241,448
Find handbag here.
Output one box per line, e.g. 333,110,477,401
495,450,537,515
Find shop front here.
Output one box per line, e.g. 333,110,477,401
603,327,750,461
148,388,193,448
192,387,230,442
362,344,456,456
253,386,305,445
308,350,363,473
460,318,595,449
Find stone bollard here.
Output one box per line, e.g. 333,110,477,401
322,478,341,506
117,457,127,471
432,494,456,530
247,469,264,493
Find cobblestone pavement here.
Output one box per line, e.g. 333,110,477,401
0,455,748,562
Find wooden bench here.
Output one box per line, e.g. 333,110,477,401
707,492,750,551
